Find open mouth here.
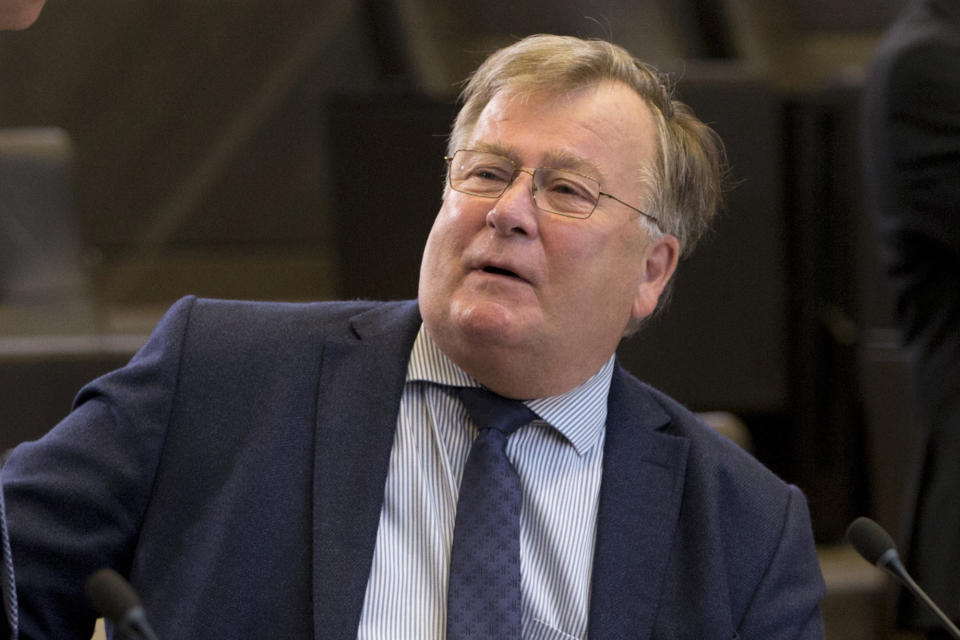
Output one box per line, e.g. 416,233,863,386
483,265,522,279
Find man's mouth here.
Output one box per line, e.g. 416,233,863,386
482,265,521,279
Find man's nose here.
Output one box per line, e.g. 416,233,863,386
487,170,540,237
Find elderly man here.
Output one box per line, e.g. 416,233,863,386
1,35,825,639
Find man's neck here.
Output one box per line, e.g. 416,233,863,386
436,339,614,400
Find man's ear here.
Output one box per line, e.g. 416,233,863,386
631,234,680,320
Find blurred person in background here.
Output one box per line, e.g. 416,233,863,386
0,0,45,30
863,1,960,638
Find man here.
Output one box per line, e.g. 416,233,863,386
1,35,826,639
862,1,960,637
0,0,44,30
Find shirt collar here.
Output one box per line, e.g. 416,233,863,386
407,324,613,456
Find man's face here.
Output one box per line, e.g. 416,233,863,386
418,81,677,394
0,0,46,29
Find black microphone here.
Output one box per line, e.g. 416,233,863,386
846,517,960,640
85,568,160,640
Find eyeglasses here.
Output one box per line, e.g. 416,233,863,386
445,149,660,227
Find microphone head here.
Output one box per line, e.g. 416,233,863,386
85,568,141,622
846,516,898,565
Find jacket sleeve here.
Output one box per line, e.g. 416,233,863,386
0,296,196,640
736,485,826,639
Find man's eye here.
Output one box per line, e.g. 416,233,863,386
468,166,510,182
549,180,591,200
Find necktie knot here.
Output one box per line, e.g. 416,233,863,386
457,387,537,437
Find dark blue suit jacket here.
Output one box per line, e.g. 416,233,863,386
2,297,825,639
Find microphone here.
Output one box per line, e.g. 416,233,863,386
85,568,160,640
846,517,960,640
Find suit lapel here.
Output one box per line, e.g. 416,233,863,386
588,366,690,640
310,301,421,640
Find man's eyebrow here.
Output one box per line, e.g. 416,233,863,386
469,142,605,181
471,141,516,161
542,150,604,181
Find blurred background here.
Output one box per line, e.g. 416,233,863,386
0,0,929,636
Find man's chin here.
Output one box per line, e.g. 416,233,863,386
447,299,538,347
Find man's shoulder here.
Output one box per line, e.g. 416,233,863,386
613,365,791,496
141,297,420,369
186,296,413,321
612,368,814,592
168,296,418,338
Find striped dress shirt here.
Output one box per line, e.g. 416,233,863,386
357,325,613,639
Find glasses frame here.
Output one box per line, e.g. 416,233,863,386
444,149,661,229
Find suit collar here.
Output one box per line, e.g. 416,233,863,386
589,365,689,640
344,299,422,341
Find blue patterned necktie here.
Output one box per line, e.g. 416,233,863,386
447,387,538,640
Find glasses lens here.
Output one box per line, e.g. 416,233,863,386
447,150,601,219
449,150,515,197
532,168,600,218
